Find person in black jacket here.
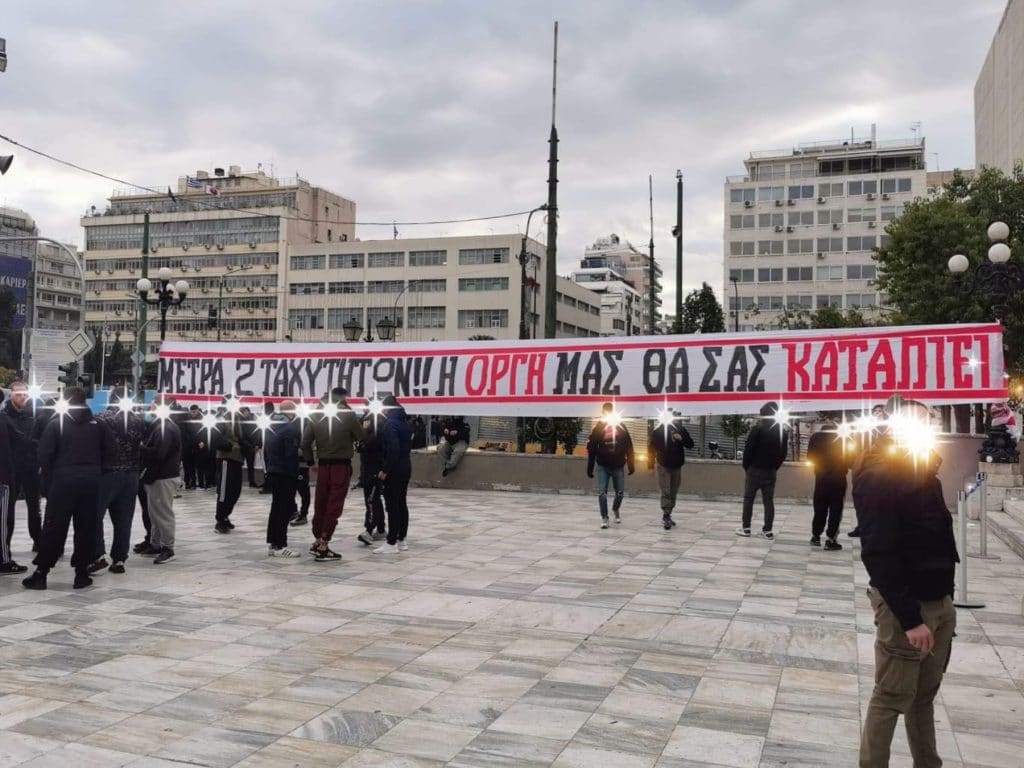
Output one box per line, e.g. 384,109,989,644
181,404,202,489
238,406,261,488
806,419,852,551
263,401,302,557
853,398,957,767
0,397,19,573
24,387,116,590
356,414,386,547
587,403,635,529
140,395,182,565
373,395,412,555
438,416,470,476
737,401,789,540
2,381,43,562
648,413,695,530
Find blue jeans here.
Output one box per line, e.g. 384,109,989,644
597,465,624,518
96,470,139,563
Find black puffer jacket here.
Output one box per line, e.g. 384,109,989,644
2,401,39,474
586,421,635,473
648,423,694,469
141,419,182,484
38,405,116,492
741,418,789,471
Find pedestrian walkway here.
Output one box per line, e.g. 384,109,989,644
0,487,1021,767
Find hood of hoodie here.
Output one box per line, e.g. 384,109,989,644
69,405,95,425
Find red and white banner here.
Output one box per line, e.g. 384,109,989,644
158,323,1007,416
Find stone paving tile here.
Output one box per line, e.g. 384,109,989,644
0,487,1022,766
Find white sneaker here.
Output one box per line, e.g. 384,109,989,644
269,547,302,558
735,527,751,537
397,541,408,552
600,518,609,529
373,543,400,555
613,511,621,524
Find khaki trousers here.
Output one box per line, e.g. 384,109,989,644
860,587,956,768
656,465,681,514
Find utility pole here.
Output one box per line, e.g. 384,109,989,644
674,170,683,333
543,21,559,339
137,212,150,379
648,175,656,335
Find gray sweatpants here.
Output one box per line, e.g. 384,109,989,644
439,439,468,471
147,477,177,550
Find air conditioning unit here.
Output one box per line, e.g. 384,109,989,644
93,268,101,275
182,244,190,251
249,242,257,249
247,307,255,314
247,329,254,336
816,253,826,260
225,286,233,293
866,280,875,287
204,244,212,250
106,268,113,275
260,286,268,292
151,247,158,253
115,310,122,316
774,200,783,207
866,193,876,200
263,263,272,270
785,226,794,233
93,289,101,296
200,330,208,337
774,225,784,232
216,243,225,250
201,287,209,294
225,308,232,315
256,330,263,337
868,221,877,229
743,200,753,208
246,286,254,292
128,267,136,274
832,222,841,230
787,199,796,206
882,193,890,200
817,196,826,204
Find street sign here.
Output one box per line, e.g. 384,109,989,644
25,328,96,393
130,350,145,365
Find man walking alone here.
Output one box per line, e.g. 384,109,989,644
586,403,635,529
648,412,694,530
806,419,851,551
737,401,789,540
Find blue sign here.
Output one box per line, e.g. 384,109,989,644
0,256,31,330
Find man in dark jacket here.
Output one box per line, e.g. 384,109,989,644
373,395,412,555
92,387,148,573
587,403,635,529
737,401,789,540
238,406,261,488
0,397,18,573
181,404,202,489
3,381,42,563
263,400,301,557
140,395,182,564
438,415,470,476
213,396,245,534
806,419,851,551
648,413,695,530
853,398,957,768
357,414,386,547
24,387,116,590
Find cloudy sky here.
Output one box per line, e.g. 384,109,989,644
0,0,1007,312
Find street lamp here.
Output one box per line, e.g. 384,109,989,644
341,317,363,342
376,317,397,341
519,204,548,340
948,221,1020,320
729,275,740,332
137,267,189,342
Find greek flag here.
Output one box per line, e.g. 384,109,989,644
186,176,202,189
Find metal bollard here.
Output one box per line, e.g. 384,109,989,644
970,472,1000,561
954,489,986,609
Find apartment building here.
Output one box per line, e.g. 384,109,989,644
976,0,1024,173
583,234,662,332
723,131,926,329
281,234,602,343
81,166,355,352
571,265,643,336
33,241,82,330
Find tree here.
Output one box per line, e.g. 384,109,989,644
678,282,725,334
720,414,750,457
83,328,132,384
468,334,496,341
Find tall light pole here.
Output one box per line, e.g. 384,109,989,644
519,205,548,340
543,22,559,340
137,267,189,342
729,276,740,332
648,174,656,335
674,170,683,333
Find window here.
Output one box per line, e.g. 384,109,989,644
409,250,447,267
729,269,755,283
328,281,364,294
847,180,878,196
757,295,784,310
368,252,404,268
816,295,843,309
458,309,508,328
729,214,755,229
328,308,362,330
459,248,510,265
847,293,878,308
288,308,324,330
289,282,325,295
730,188,755,203
880,204,904,221
290,255,325,270
787,295,814,309
408,306,446,328
459,277,509,291
847,207,877,223
817,209,843,225
758,213,784,229
786,267,813,282
879,235,891,249
758,267,784,282
729,241,756,256
757,186,784,201
786,239,814,254
367,280,405,293
847,264,877,280
816,265,844,281
818,182,844,197
728,296,756,311
819,160,844,177
757,240,784,255
788,211,814,226
787,185,815,200
613,318,626,330
880,177,913,194
815,237,844,253
408,278,446,292
848,158,874,174
789,161,816,179
329,253,364,269
847,235,877,251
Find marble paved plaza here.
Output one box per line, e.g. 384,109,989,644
0,485,1022,767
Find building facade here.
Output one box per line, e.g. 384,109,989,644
284,234,601,343
571,265,643,336
81,166,356,351
976,0,1024,173
723,133,926,330
33,241,82,330
583,234,662,333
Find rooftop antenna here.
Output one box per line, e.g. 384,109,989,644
910,122,922,143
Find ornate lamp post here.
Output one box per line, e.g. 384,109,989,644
137,267,189,342
948,221,1020,462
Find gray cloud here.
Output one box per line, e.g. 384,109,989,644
0,0,1006,312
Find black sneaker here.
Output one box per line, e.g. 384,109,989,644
0,560,29,574
824,539,843,551
22,571,47,590
136,542,161,556
73,574,93,589
809,536,821,547
314,547,342,562
442,468,450,477
758,530,775,540
109,561,126,574
289,515,308,527
132,539,151,554
847,527,861,538
309,542,318,553
88,557,109,574
214,522,231,534
154,548,175,564
225,520,235,530
662,515,673,530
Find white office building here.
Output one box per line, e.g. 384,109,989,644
570,265,643,336
582,234,661,332
723,131,926,329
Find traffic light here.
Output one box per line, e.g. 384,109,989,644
77,372,95,399
57,362,79,391
207,307,218,329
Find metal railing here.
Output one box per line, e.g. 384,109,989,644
954,472,994,609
